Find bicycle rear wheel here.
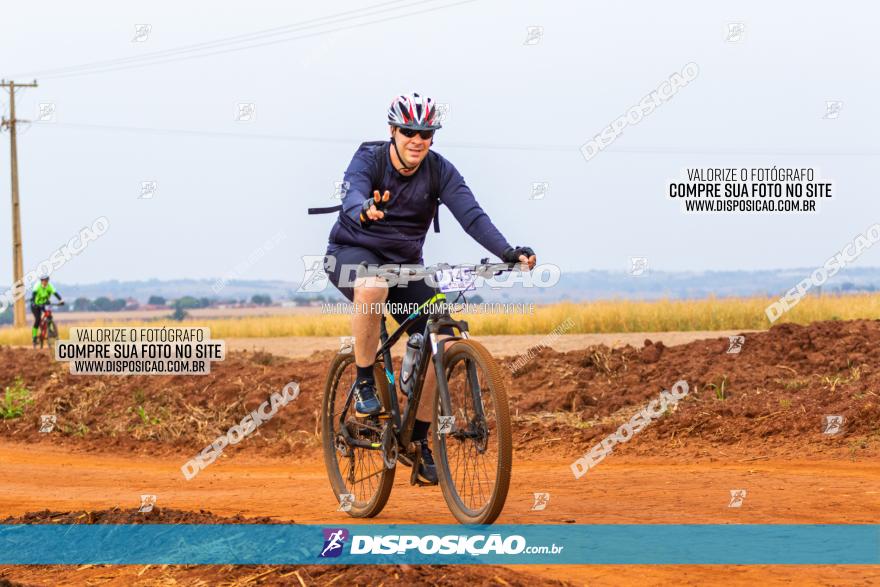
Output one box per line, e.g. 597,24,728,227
434,339,512,524
321,352,395,518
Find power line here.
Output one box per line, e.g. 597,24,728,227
30,122,880,157
40,122,353,144
14,0,475,79
14,0,417,78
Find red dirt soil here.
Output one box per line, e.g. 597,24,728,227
0,442,877,586
1,320,879,585
2,320,879,461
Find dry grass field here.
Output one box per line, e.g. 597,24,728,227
1,294,877,345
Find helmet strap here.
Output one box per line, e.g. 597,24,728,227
390,132,418,173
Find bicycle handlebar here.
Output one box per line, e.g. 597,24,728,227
358,259,520,279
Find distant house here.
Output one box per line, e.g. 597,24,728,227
124,297,140,310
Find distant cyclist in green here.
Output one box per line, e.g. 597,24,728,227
30,275,63,347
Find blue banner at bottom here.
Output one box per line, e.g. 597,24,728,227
1,524,877,565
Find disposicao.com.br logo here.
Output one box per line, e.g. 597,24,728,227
318,528,563,558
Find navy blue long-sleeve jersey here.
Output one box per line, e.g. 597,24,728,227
327,141,511,263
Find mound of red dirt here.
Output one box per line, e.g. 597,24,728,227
0,507,280,525
1,320,878,460
1,564,570,587
0,346,332,456
508,319,880,458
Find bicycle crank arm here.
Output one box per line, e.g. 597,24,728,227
381,426,398,470
339,418,387,450
408,448,421,486
404,445,433,487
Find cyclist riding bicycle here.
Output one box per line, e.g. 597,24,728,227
318,92,536,484
30,275,63,347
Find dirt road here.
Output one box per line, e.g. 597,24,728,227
2,441,878,524
224,330,760,359
3,320,879,585
1,441,877,586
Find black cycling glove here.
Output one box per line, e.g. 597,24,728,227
502,246,536,263
359,190,391,227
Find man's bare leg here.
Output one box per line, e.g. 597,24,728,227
348,275,388,415
352,275,388,370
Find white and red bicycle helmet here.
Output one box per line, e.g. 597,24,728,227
387,92,442,130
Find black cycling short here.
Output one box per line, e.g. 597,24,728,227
31,304,44,329
324,244,454,336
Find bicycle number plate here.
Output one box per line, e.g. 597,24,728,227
435,267,476,293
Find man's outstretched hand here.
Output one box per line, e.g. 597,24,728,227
502,246,537,269
359,190,391,226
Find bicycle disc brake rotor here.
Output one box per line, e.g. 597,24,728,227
472,417,489,453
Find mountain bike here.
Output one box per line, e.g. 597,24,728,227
37,302,63,356
321,260,516,524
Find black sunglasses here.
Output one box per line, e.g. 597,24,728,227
397,127,435,140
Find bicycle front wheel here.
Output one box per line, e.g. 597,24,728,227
47,321,58,357
434,339,512,524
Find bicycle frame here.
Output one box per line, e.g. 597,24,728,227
336,293,473,456
378,294,470,450
39,308,53,338
336,260,515,459
326,259,517,520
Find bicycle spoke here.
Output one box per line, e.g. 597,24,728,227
324,357,393,514
440,354,500,515
355,457,385,484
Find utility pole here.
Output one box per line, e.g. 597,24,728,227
1,79,37,327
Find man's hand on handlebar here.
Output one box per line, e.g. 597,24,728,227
359,190,391,226
502,246,537,270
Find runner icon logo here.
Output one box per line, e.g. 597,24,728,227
822,415,844,435
726,23,745,43
531,492,550,511
728,489,747,508
138,494,157,513
823,101,843,120
434,103,450,124
139,181,158,200
298,255,332,293
39,415,57,433
438,416,455,434
529,182,549,200
337,493,355,512
630,257,648,276
339,336,355,354
727,335,745,354
523,26,543,45
332,181,350,201
320,528,349,558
